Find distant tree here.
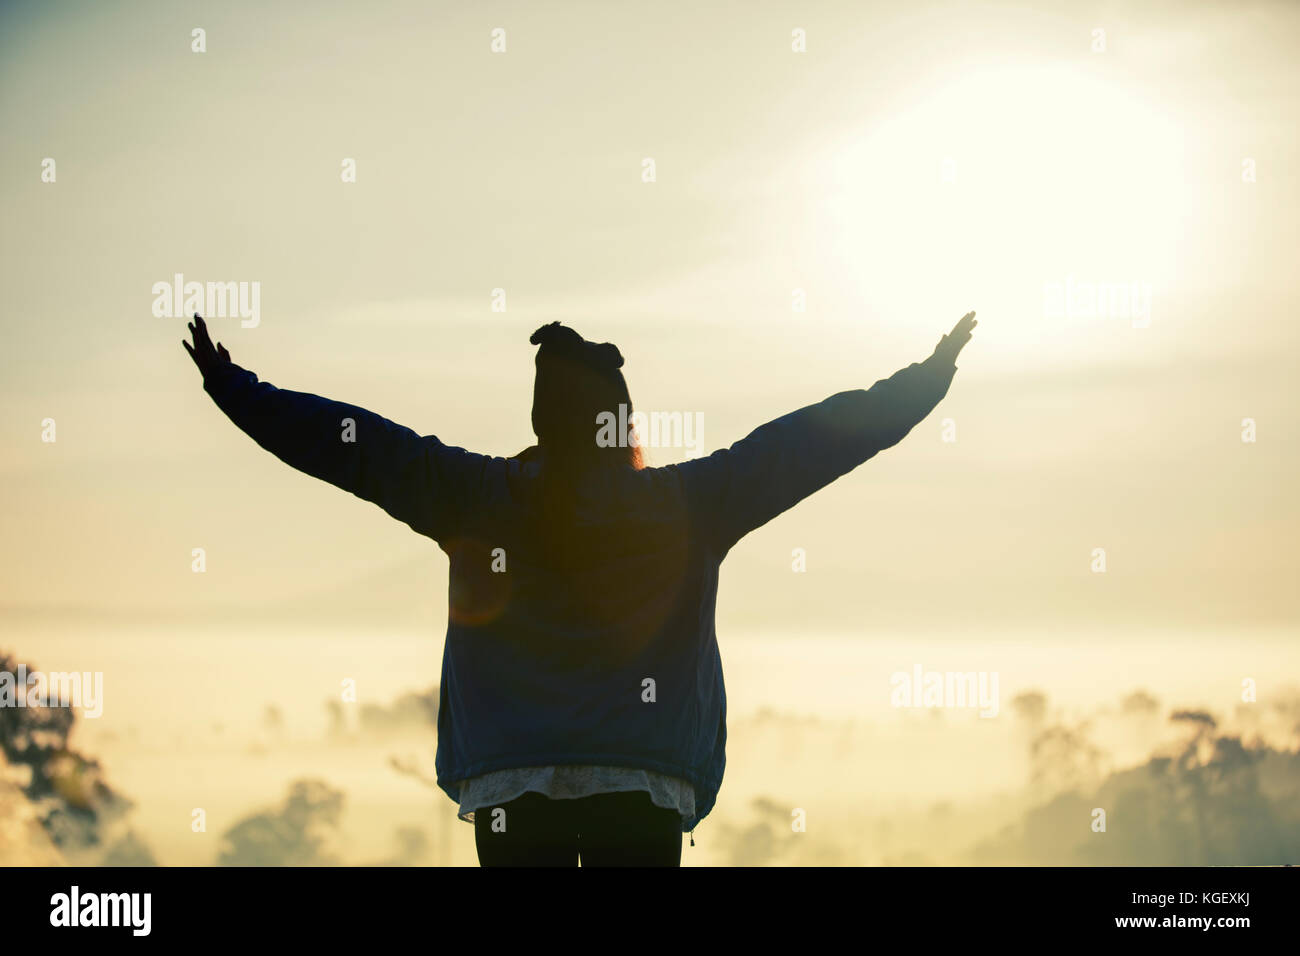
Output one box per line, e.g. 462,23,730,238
102,830,158,866
0,652,136,858
217,779,345,866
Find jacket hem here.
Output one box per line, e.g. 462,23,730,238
438,752,714,832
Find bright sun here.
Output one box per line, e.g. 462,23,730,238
809,60,1192,348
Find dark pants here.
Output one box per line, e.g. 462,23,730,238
473,789,683,867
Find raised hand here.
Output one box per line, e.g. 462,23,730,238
931,311,977,366
182,313,232,379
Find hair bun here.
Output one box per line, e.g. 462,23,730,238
529,321,582,349
592,342,624,370
530,322,624,372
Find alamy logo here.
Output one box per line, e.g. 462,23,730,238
1042,276,1152,327
50,886,151,936
596,404,703,454
890,664,999,718
0,665,103,718
152,273,260,328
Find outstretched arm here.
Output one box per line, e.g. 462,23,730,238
183,314,484,541
677,312,976,551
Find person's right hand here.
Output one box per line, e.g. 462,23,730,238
182,313,232,379
931,311,976,366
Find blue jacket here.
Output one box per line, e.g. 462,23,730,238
203,352,957,830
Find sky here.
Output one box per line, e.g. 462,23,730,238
2,0,1297,636
1,0,1298,865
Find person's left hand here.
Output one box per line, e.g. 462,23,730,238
931,311,977,366
182,313,232,379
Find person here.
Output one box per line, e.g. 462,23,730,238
183,310,976,866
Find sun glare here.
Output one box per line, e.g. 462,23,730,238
811,61,1191,351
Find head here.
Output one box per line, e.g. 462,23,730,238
527,322,643,470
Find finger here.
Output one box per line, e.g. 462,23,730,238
196,321,217,354
217,342,230,361
182,340,199,366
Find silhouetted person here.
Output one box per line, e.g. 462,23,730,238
184,310,976,866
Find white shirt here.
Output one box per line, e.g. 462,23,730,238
455,765,696,825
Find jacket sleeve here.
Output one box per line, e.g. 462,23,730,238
674,352,958,551
202,362,486,541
